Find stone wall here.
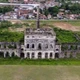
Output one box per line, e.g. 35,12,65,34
61,43,80,58
0,42,21,58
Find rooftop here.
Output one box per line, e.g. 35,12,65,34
25,27,56,36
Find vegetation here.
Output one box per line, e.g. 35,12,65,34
0,21,12,28
0,6,13,14
0,0,8,2
54,28,77,43
0,20,79,43
0,31,24,42
0,58,80,65
43,6,59,17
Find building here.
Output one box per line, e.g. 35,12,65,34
0,27,80,59
21,27,61,59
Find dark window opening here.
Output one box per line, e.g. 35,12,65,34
6,52,10,58
0,52,4,57
56,49,59,51
45,53,48,59
32,53,34,59
50,53,53,58
38,52,42,59
12,52,15,57
20,53,24,58
38,44,42,50
27,53,30,58
27,44,29,48
55,53,59,58
32,44,34,48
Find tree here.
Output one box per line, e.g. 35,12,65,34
43,7,49,16
48,6,59,16
0,6,13,14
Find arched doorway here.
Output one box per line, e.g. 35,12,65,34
0,52,4,58
50,53,53,59
55,53,59,58
20,53,24,58
31,53,34,59
27,52,30,59
6,52,10,58
45,53,48,59
38,44,42,50
12,52,15,57
38,52,42,59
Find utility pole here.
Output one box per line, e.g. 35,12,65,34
36,6,40,28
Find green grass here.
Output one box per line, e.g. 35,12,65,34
0,58,80,65
0,65,80,80
54,28,77,43
68,21,80,26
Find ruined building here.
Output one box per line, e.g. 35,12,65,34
0,5,80,59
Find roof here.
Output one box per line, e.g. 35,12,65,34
25,27,56,36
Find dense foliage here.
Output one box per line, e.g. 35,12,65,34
44,6,59,17
54,28,77,43
0,0,8,2
0,21,12,28
0,6,13,14
0,31,24,42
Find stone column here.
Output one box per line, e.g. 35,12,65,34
42,52,45,59
1,44,4,48
24,53,27,58
6,45,8,49
30,53,32,59
52,53,55,59
4,52,6,58
48,53,50,59
35,52,38,59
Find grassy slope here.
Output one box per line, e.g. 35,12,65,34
0,65,80,80
0,58,80,65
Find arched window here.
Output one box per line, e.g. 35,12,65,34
55,53,59,58
38,44,42,50
27,44,29,48
20,53,24,58
45,53,48,59
32,53,34,59
12,52,15,57
50,53,53,59
56,49,59,51
6,52,10,58
27,52,30,58
32,44,34,48
0,52,4,57
38,52,42,59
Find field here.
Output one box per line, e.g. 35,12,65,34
0,65,80,80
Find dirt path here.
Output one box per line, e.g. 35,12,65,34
53,22,80,31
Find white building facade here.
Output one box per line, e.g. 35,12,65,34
21,27,61,59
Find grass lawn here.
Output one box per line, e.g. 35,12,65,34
0,58,80,65
68,21,80,26
0,65,80,80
